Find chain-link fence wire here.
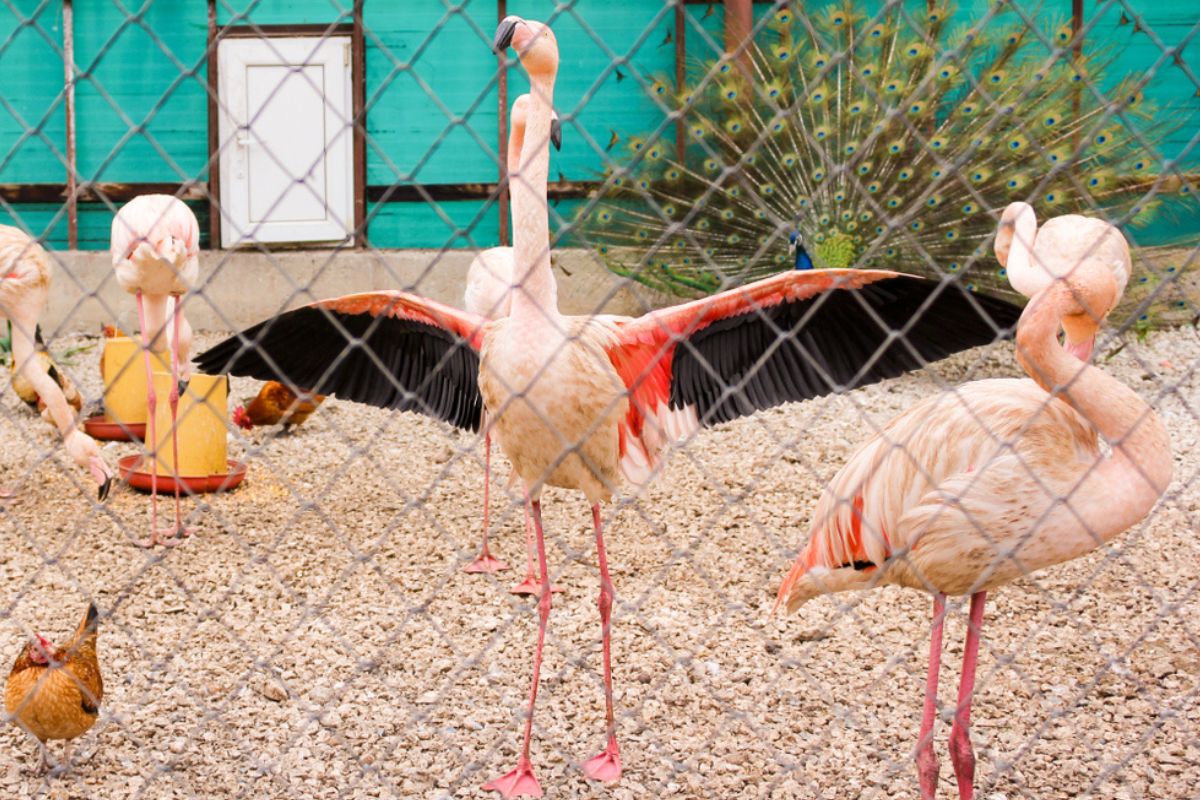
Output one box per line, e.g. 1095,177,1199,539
0,0,1197,797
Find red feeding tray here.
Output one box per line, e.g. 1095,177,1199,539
117,455,247,495
84,414,145,442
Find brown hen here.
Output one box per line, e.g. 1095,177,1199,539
5,603,103,774
233,380,325,433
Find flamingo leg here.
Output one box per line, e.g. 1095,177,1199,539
158,294,191,543
582,503,622,783
483,498,549,798
917,592,946,800
949,591,986,800
466,432,510,574
134,291,165,548
511,489,562,596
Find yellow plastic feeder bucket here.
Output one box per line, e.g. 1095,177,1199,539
101,336,171,425
150,372,228,479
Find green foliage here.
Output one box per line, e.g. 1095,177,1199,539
580,1,1187,299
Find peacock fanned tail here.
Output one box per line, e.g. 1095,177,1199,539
578,1,1191,302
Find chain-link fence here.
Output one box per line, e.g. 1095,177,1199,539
0,1,1197,798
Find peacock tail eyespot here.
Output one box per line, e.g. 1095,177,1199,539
718,63,731,74
815,127,829,140
910,221,924,231
945,230,957,240
844,144,856,155
667,169,680,180
834,192,846,203
783,155,797,167
754,210,767,221
862,67,874,76
722,209,735,220
930,138,945,150
860,211,873,221
691,126,706,139
729,186,741,197
775,48,792,61
1134,161,1145,170
948,262,960,271
841,211,854,222
637,230,649,239
727,234,740,244
1089,177,1101,187
815,233,826,243
1138,275,1149,284
1009,138,1024,150
812,92,825,103
962,104,975,114
997,267,1007,278
962,203,975,213
598,245,609,254
819,214,831,226
875,225,885,234
1044,116,1056,127
704,158,719,172
932,168,944,179
850,104,863,114
1045,192,1057,202
697,219,710,230
798,198,809,207
887,198,900,208
885,247,896,257
1176,300,1188,308
858,165,871,175
898,169,912,181
638,180,650,190
664,205,677,217
908,102,924,114
813,170,825,181
1095,133,1109,145
1166,265,1178,273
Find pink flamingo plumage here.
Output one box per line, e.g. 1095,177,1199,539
776,207,1171,800
0,226,115,501
111,194,199,548
196,17,1017,796
464,92,563,597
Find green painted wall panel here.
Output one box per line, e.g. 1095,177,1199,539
364,1,500,186
367,198,499,251
0,1,65,183
73,0,209,183
0,1,1195,250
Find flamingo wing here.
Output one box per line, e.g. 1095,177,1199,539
195,291,488,432
609,269,1021,482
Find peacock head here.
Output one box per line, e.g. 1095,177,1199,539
789,231,816,270
494,16,558,78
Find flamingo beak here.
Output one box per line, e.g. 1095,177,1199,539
1064,335,1095,363
493,16,522,52
550,117,563,151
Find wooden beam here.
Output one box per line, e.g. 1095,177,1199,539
207,0,220,248
63,0,77,248
218,23,355,38
497,0,509,247
724,0,753,76
352,0,366,248
367,179,597,204
0,182,209,204
674,2,686,164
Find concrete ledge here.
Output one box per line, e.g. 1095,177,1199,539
42,248,672,335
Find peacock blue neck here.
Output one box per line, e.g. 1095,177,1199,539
794,243,814,271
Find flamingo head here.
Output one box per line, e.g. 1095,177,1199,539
494,16,558,78
994,202,1034,270
1059,261,1120,362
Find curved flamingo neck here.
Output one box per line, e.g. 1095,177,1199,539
1015,282,1172,540
509,70,558,319
1004,208,1047,299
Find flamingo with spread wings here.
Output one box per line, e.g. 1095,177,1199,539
464,92,563,597
197,16,1019,797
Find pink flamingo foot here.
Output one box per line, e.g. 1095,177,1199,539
483,757,543,798
509,575,562,596
0,488,16,507
582,736,622,783
136,525,192,549
464,549,510,574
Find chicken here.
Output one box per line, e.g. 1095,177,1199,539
233,380,325,433
5,603,103,775
10,326,83,422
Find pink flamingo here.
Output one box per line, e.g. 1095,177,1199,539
776,207,1171,800
196,17,1017,795
0,226,114,501
464,93,563,597
111,194,198,547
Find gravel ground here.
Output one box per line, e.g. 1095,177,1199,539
0,325,1197,800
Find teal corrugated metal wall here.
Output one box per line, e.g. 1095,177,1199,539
0,0,1195,251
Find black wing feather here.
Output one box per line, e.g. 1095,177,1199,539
195,306,482,432
670,276,1021,426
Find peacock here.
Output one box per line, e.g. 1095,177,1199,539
578,0,1194,311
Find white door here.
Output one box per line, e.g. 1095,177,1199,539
218,36,354,247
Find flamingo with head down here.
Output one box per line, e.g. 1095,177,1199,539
464,92,563,598
111,194,198,547
0,226,114,502
196,16,1018,796
776,205,1170,800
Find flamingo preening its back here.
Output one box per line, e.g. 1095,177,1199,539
111,194,199,548
197,16,1019,796
776,207,1170,800
0,226,114,501
463,92,563,597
